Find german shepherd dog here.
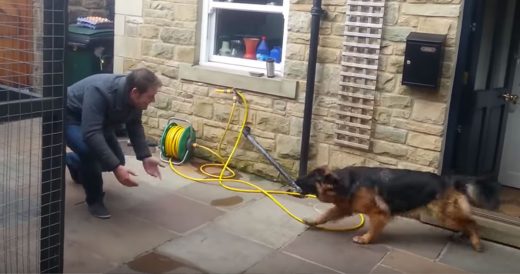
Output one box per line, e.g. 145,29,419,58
295,166,484,251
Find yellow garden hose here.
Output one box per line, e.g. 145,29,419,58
162,88,365,231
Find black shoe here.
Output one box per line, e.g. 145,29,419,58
87,199,111,219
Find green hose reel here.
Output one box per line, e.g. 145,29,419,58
159,117,196,165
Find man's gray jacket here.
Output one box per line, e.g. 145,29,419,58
66,74,151,170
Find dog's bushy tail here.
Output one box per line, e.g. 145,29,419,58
444,174,500,210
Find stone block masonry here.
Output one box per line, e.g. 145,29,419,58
116,0,460,180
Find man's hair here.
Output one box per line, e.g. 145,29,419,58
126,68,162,94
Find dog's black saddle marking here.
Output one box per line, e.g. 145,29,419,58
334,167,447,214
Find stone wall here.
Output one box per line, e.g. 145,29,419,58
68,0,114,23
114,0,462,181
367,0,460,173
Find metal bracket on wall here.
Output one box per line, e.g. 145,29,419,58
335,0,386,150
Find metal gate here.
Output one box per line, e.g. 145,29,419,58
0,0,66,272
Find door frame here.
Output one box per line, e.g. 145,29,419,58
442,0,480,175
496,14,520,188
437,0,520,247
443,0,519,178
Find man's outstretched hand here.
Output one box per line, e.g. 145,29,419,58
113,165,139,187
143,157,164,180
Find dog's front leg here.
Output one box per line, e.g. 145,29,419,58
303,206,350,226
352,212,389,244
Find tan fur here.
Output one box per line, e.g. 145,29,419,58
426,188,481,251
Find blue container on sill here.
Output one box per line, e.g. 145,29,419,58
270,46,281,63
256,36,269,61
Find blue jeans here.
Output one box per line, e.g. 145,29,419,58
65,124,125,204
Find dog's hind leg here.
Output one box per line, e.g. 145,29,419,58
441,216,481,252
429,190,482,252
303,205,351,226
456,218,481,252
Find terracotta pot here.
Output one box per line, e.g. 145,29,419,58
243,37,260,60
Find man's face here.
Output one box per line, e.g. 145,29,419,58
130,86,159,110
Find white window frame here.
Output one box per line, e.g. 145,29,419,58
199,0,289,75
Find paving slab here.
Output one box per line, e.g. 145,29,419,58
109,264,205,274
66,156,193,212
62,154,520,274
155,163,207,192
244,251,342,274
65,160,182,213
438,239,520,273
107,251,206,274
380,249,467,274
370,265,403,274
155,225,274,274
101,174,174,212
63,239,118,273
173,181,262,211
64,205,177,264
129,193,225,234
308,205,452,259
282,229,389,273
375,216,452,259
212,195,315,249
115,155,195,192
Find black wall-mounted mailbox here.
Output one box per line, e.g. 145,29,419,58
402,32,446,89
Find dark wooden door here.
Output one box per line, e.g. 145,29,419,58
0,0,33,88
452,0,519,177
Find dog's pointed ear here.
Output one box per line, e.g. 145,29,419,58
324,172,340,185
313,166,330,176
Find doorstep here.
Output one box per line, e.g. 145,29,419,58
420,209,520,248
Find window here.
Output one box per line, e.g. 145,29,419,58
200,0,288,74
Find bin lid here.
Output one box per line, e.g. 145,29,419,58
68,24,114,46
69,24,113,36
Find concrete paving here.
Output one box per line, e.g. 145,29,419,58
63,153,520,274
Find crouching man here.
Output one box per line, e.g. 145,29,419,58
65,68,163,219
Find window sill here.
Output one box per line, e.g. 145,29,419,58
179,64,298,99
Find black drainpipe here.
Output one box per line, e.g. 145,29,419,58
298,0,323,177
